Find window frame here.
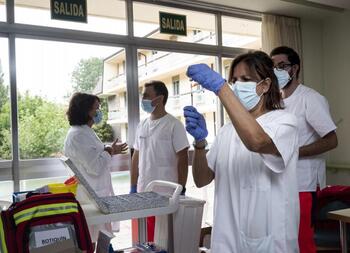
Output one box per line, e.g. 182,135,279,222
0,0,261,192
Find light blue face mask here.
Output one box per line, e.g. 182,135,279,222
93,109,103,124
141,99,155,113
274,68,291,89
232,80,263,111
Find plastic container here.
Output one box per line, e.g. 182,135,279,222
48,183,78,195
154,196,206,253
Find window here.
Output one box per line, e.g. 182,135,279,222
0,38,12,160
100,49,128,143
0,0,5,21
2,0,263,240
172,75,180,95
133,2,216,45
16,38,122,160
222,57,235,124
14,0,127,35
0,181,13,202
137,49,217,144
122,60,126,74
222,16,261,49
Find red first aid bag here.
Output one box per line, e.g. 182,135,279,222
0,192,93,253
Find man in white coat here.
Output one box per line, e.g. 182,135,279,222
271,46,338,253
130,80,189,241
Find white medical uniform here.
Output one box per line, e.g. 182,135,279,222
64,125,115,241
64,125,114,197
283,84,336,191
134,114,189,192
207,110,300,253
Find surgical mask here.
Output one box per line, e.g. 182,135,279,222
93,109,103,124
232,80,263,111
274,68,292,89
141,99,155,113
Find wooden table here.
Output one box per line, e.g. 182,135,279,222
328,208,350,253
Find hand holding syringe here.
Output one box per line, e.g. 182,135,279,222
186,64,226,95
179,82,205,96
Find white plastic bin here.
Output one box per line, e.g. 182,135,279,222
155,196,206,253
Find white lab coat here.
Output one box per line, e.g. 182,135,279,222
207,110,300,253
283,84,337,191
64,125,115,241
64,125,114,197
133,114,189,192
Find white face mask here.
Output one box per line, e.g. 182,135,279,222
232,80,263,111
274,68,292,89
141,99,155,113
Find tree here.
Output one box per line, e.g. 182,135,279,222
71,57,103,93
0,101,11,159
17,93,69,159
0,61,10,159
0,69,8,110
0,56,113,160
0,93,69,160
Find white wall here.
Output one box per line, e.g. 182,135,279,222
301,13,350,166
322,10,350,166
300,18,324,93
300,11,350,184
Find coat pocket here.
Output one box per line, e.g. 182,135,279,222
240,231,273,253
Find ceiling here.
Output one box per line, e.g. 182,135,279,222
197,0,349,20
307,0,350,10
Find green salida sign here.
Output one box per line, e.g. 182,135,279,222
51,0,87,23
159,12,187,36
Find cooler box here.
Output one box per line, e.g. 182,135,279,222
154,196,205,253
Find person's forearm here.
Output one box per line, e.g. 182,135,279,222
218,84,277,154
130,151,139,186
299,131,338,157
177,150,189,188
192,145,214,188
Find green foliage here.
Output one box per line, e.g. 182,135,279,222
93,98,114,142
71,57,103,93
17,93,69,159
93,120,114,143
0,77,8,109
0,62,11,159
0,92,69,160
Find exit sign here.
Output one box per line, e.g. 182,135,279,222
51,0,87,23
159,12,187,36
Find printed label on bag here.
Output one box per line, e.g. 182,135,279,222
34,227,71,247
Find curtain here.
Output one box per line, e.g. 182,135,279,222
262,14,302,79
262,14,302,56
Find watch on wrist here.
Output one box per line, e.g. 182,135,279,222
193,139,208,150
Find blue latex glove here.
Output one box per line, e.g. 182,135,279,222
186,64,226,95
183,106,208,141
130,185,137,193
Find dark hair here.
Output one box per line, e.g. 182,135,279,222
270,46,301,78
228,50,282,111
145,80,169,105
67,92,100,126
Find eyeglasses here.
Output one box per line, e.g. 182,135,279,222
275,63,293,71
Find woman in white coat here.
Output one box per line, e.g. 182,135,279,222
184,51,300,252
64,92,127,240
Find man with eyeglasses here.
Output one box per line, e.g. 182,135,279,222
271,46,338,253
